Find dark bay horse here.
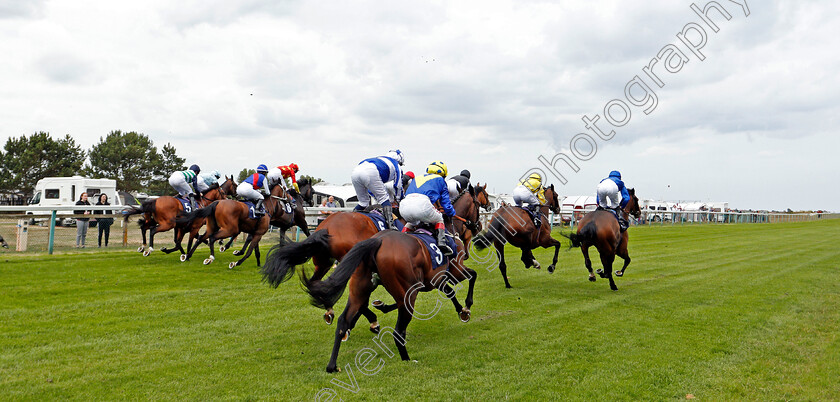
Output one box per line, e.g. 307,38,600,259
301,230,477,373
451,184,489,260
472,185,562,288
567,188,641,291
179,193,291,269
125,176,235,258
223,178,313,256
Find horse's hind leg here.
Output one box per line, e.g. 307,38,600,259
360,307,380,334
231,234,261,269
599,253,618,291
220,234,238,253
520,248,539,269
582,245,596,282
394,307,413,361
496,241,512,288
162,227,185,254
615,233,631,277
325,278,368,372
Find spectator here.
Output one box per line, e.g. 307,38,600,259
74,193,92,248
320,196,338,216
96,194,114,247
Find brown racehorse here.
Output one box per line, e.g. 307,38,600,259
300,229,477,373
125,176,235,258
224,178,314,257
451,184,489,260
262,208,384,328
179,192,289,269
567,188,641,291
472,185,562,288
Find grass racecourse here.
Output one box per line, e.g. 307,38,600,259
1,219,839,400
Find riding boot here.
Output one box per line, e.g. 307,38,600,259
254,199,265,216
383,205,393,230
436,228,454,257
614,207,628,232
289,189,298,208
529,205,540,227
188,193,198,210
353,204,365,212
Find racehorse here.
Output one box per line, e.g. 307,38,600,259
124,176,235,258
178,190,296,268
472,185,562,288
300,229,477,373
450,184,488,260
222,177,314,256
567,188,641,291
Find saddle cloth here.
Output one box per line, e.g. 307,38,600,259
408,228,457,269
356,210,404,232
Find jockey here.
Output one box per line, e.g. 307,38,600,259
596,170,630,232
446,169,471,200
513,173,546,227
267,163,300,204
237,164,269,216
195,170,222,194
401,171,415,197
351,149,404,230
168,164,201,209
401,161,457,257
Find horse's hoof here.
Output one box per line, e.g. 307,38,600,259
143,249,151,257
137,246,145,253
203,257,214,265
459,308,471,323
219,245,226,253
326,365,339,373
232,250,242,256
179,254,187,262
588,276,596,282
596,268,603,275
228,262,237,269
324,311,334,325
370,322,380,334
615,270,624,277
533,260,541,269
371,300,384,308
547,265,555,273
341,330,350,342
611,286,618,291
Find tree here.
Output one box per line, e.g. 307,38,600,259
238,168,256,183
147,142,186,196
0,132,86,196
300,175,324,185
86,131,160,193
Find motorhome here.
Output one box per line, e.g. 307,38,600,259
28,176,122,225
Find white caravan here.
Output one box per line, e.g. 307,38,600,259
28,176,122,224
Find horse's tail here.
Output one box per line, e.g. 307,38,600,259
262,230,331,287
123,199,156,223
566,221,597,248
175,201,217,226
301,237,382,310
473,217,505,250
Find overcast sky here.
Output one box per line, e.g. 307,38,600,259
1,0,837,211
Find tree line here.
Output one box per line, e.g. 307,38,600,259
0,131,186,197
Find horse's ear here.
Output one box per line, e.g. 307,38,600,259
468,184,475,196
629,187,635,194
550,184,555,190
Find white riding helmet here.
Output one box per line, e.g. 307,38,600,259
387,149,405,166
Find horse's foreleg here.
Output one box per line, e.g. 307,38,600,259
326,279,367,372
615,233,631,277
232,234,252,256
394,307,413,361
162,227,185,254
231,234,262,269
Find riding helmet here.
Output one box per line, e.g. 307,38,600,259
460,169,471,179
256,164,268,173
289,163,299,172
189,164,200,173
387,149,405,166
426,161,448,178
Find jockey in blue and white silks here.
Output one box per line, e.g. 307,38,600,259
596,170,630,231
237,164,269,216
196,170,222,193
401,161,457,256
169,164,201,208
351,149,404,229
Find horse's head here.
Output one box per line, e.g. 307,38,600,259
474,183,492,211
626,188,641,219
220,176,237,198
297,177,314,207
544,184,560,214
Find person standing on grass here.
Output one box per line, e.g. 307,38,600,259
96,194,114,247
74,193,92,248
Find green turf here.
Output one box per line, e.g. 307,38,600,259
1,220,839,400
